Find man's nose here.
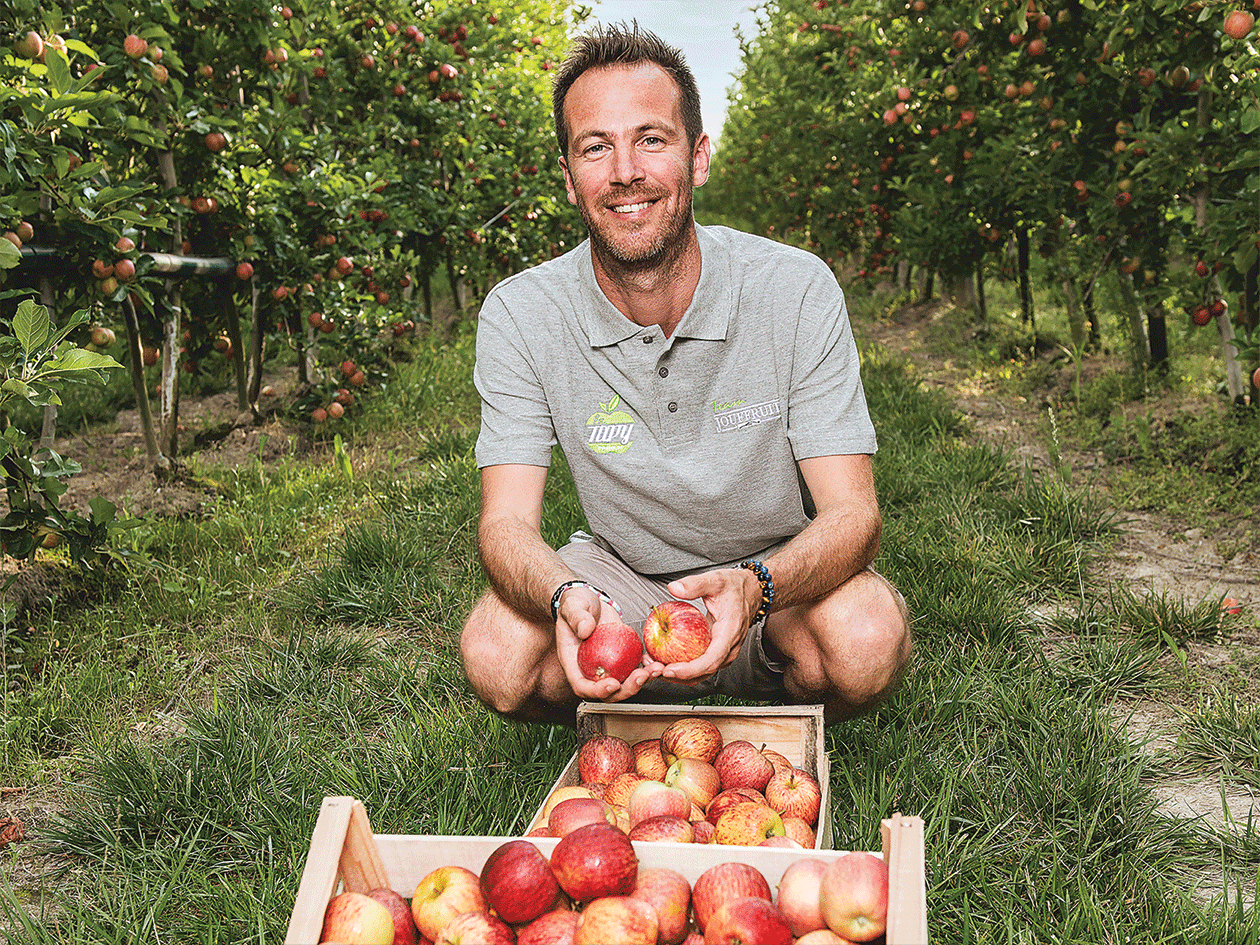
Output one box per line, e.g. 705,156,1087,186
609,145,645,186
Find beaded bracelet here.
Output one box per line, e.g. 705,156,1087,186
739,559,775,625
550,580,624,622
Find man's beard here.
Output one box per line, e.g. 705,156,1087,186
579,189,695,275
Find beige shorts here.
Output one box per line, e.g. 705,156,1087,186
557,535,791,702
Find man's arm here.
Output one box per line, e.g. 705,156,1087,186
663,453,881,678
477,463,657,701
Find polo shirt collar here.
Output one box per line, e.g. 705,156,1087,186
578,223,733,347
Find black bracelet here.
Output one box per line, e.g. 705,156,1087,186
550,580,623,622
739,559,775,625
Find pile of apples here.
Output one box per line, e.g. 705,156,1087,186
320,830,889,944
530,717,822,849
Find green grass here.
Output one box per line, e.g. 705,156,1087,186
1,288,1258,943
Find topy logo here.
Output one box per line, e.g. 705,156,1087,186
586,394,635,454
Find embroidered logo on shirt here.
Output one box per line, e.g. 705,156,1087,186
586,395,635,454
712,398,782,432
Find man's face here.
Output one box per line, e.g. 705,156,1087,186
559,62,710,271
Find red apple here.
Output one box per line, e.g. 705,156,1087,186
123,34,147,59
1224,10,1255,39
205,132,227,152
714,740,774,793
517,908,580,945
706,788,768,826
628,780,691,827
713,801,785,846
479,839,560,925
692,820,715,844
818,852,889,942
783,816,817,849
632,738,669,780
548,796,616,837
549,822,638,902
692,862,772,932
660,717,723,765
320,891,395,944
577,623,643,682
643,601,712,664
434,910,514,945
765,768,822,827
235,262,254,280
577,734,634,784
665,757,721,809
775,857,828,936
574,896,658,945
630,867,691,945
704,896,793,945
759,836,802,848
113,258,136,282
365,887,420,945
335,256,355,276
628,815,695,843
603,772,651,809
14,31,44,61
411,865,486,941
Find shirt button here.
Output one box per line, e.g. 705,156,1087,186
658,366,669,378
643,335,654,344
668,402,678,413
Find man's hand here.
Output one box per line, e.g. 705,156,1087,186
553,584,657,702
658,566,761,682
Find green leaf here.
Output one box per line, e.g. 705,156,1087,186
89,496,117,527
13,300,51,354
0,239,18,270
45,47,73,93
1242,110,1260,135
1,378,36,402
46,346,124,378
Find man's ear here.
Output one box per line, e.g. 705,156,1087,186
692,133,711,187
559,155,577,206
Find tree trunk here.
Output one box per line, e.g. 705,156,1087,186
1017,227,1033,330
1059,265,1086,351
1115,270,1151,367
975,264,987,321
122,294,161,463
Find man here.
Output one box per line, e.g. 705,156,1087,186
460,23,909,724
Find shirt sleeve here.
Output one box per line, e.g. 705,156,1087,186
783,263,878,459
473,291,557,468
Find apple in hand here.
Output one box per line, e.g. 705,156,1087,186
712,801,785,846
435,910,514,945
517,908,581,945
479,839,560,925
660,717,723,765
714,740,775,793
366,887,420,945
411,866,486,941
691,862,772,932
630,867,692,945
549,822,638,902
574,896,658,945
320,891,395,944
775,857,828,936
818,852,889,942
765,768,822,827
577,623,643,682
577,735,634,784
643,600,712,664
704,896,793,945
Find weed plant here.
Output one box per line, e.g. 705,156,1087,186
0,302,1257,943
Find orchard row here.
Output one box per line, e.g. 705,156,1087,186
708,0,1259,400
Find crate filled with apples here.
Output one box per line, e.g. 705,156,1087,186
527,703,832,850
287,796,928,945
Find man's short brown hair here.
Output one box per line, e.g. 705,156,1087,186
551,21,704,159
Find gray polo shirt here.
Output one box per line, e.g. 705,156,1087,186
473,223,877,575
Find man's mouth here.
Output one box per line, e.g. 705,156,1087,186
608,199,657,214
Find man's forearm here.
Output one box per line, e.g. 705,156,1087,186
760,504,881,612
477,516,576,623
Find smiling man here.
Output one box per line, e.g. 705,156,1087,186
460,22,911,725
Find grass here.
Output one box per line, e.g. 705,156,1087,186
1,282,1258,943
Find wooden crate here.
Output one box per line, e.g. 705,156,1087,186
285,796,929,944
526,703,832,848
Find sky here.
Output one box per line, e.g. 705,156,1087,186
586,0,763,151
